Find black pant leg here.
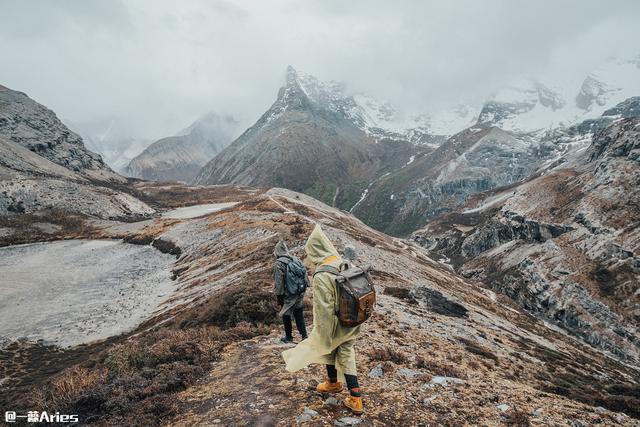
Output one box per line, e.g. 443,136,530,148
345,374,361,396
326,364,338,382
282,315,293,339
292,307,307,339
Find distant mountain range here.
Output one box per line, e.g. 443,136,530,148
125,113,242,183
10,57,637,232
476,57,640,135
195,58,640,235
194,66,420,209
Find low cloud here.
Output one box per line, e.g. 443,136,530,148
1,0,639,140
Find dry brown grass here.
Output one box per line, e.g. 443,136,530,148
32,366,108,408
30,323,271,426
368,346,408,364
415,356,467,379
0,209,94,246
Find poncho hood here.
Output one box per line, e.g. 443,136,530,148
273,240,289,257
305,224,341,266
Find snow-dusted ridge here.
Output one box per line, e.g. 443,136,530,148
279,56,639,144
280,66,477,143
478,56,640,135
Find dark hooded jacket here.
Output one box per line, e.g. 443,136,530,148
273,240,289,296
273,240,306,317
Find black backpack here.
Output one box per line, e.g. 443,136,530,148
277,256,308,295
315,262,376,327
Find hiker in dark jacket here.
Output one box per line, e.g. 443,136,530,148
273,240,308,343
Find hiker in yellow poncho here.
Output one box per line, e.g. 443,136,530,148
282,224,364,415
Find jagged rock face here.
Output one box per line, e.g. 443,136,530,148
602,96,640,118
0,85,118,181
194,67,418,209
590,115,640,161
477,81,565,129
0,85,153,218
352,126,557,236
475,59,640,135
414,117,640,361
459,211,574,258
126,113,241,183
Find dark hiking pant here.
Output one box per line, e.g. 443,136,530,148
278,295,307,339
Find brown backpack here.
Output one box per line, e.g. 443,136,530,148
315,262,376,327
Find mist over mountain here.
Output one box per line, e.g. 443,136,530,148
125,113,242,183
64,116,151,173
197,57,639,236
2,1,639,143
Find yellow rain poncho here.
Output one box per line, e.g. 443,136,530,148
282,224,361,377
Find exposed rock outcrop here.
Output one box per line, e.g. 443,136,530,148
0,85,153,218
352,126,558,235
414,116,640,361
0,85,120,182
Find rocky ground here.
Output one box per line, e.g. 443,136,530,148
1,183,638,426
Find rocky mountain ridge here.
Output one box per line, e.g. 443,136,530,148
0,85,120,182
352,97,640,236
126,113,241,183
193,60,639,240
414,116,640,362
0,84,154,220
194,66,421,210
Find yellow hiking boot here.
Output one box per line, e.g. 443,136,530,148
344,394,364,415
316,380,343,393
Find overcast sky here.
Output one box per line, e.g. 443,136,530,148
1,0,639,140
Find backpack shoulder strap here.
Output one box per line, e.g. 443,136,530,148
277,256,292,264
314,264,340,277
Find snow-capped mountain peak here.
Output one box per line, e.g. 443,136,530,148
476,56,640,135
270,66,473,144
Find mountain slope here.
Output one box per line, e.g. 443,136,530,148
351,125,557,236
126,113,241,182
353,97,640,236
3,183,638,425
195,67,418,209
414,115,640,361
0,85,120,182
0,84,154,219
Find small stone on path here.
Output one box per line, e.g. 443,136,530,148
335,417,362,427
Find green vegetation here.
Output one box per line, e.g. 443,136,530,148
303,181,337,206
